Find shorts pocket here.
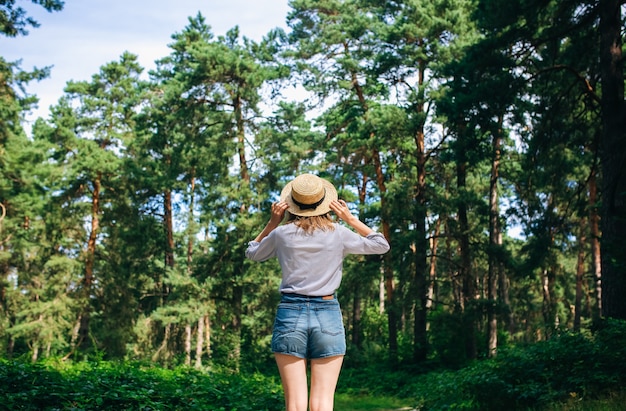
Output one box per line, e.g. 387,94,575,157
314,305,344,336
273,303,303,336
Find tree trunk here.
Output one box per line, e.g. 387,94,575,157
599,0,626,320
371,149,398,362
235,95,250,184
233,93,249,368
184,324,192,366
588,169,602,317
6,334,14,359
32,343,39,362
78,174,101,350
187,173,196,274
152,323,171,363
351,173,369,348
487,126,502,358
541,268,557,339
498,242,514,335
412,128,429,363
379,274,385,313
205,314,211,359
410,56,430,363
426,218,441,312
195,316,204,368
351,289,362,347
352,68,399,361
164,189,175,274
153,187,175,365
0,202,12,358
68,315,81,357
457,147,476,359
231,285,242,369
574,218,586,332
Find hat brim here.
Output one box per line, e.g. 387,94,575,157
280,178,338,217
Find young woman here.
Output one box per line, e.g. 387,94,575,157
246,173,390,411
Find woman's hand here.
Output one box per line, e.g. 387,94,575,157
270,201,289,225
330,199,374,237
329,199,353,222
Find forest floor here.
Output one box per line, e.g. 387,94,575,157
334,393,414,410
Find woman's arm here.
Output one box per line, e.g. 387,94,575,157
253,201,289,242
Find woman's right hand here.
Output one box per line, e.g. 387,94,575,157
270,201,289,225
253,201,289,243
329,199,353,222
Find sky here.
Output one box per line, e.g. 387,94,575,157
1,0,291,129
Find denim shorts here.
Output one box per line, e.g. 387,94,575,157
271,293,346,359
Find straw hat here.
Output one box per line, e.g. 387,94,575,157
280,174,338,217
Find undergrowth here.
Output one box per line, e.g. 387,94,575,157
1,319,625,411
338,319,626,411
0,360,283,410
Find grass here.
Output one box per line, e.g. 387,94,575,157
540,390,626,411
335,393,413,411
334,391,626,411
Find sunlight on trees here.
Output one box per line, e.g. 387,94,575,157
0,1,624,379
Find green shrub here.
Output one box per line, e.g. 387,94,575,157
394,319,626,410
0,360,283,410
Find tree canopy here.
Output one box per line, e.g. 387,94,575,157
0,0,624,371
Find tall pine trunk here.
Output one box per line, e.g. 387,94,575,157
164,189,175,275
541,196,558,339
372,149,397,361
195,316,204,368
599,0,626,319
187,173,196,274
574,218,587,331
412,131,429,363
351,68,398,361
588,169,602,317
351,174,369,348
157,188,174,362
455,122,476,359
487,126,502,357
0,202,13,357
184,324,192,366
231,93,249,368
78,173,101,351
457,157,476,359
410,57,429,363
426,218,441,312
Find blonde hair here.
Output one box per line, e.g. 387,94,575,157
288,213,335,234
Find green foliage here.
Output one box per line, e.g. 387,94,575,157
1,0,623,388
541,390,626,411
0,360,283,410
334,392,411,410
427,307,469,368
0,0,64,37
334,321,626,410
398,320,626,410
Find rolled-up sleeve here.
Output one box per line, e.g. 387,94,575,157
340,226,390,255
245,232,277,261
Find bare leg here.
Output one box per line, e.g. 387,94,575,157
309,355,344,411
275,353,308,411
